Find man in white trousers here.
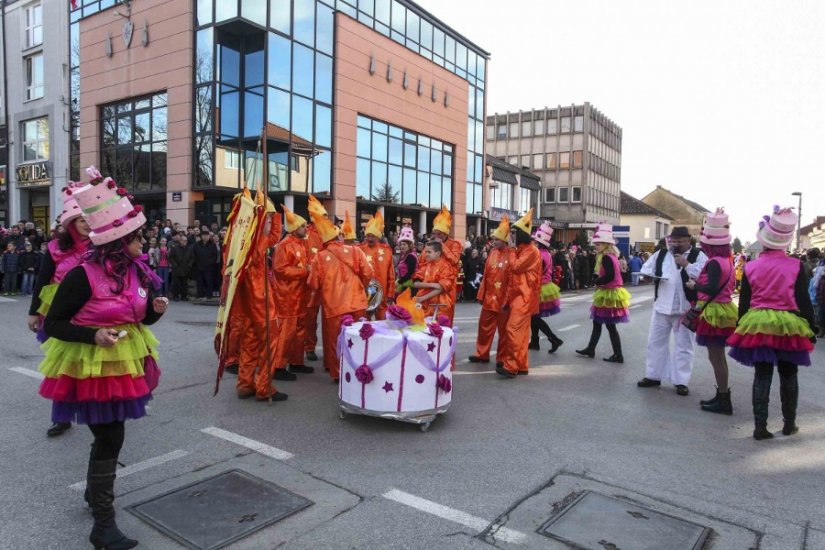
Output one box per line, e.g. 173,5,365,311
637,227,707,396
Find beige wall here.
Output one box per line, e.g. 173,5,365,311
333,13,469,239
641,188,705,237
620,213,671,246
78,0,195,225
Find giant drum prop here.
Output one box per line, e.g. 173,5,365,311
338,319,455,432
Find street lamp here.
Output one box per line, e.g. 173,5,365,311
791,191,802,252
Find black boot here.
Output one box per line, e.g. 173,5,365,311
701,389,733,415
752,372,774,440
87,459,138,550
529,318,541,350
576,324,601,358
548,332,563,354
603,325,623,363
779,371,799,436
700,388,720,407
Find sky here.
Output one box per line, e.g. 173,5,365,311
415,0,825,243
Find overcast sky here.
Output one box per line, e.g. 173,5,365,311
416,0,825,242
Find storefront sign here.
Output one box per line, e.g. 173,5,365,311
15,162,51,187
0,165,5,187
172,192,182,202
490,207,518,221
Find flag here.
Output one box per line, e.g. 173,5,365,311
70,0,78,10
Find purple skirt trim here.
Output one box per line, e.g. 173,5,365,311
539,304,561,317
696,335,729,348
728,346,811,367
51,394,152,425
36,326,48,344
591,312,629,325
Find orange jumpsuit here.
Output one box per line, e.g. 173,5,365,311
300,225,324,353
418,256,456,322
359,241,395,320
474,247,511,361
235,214,283,398
500,244,541,375
308,241,374,379
415,237,463,324
272,233,310,369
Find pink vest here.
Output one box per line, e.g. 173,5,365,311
599,254,623,289
697,258,735,303
72,262,149,327
48,239,88,284
539,248,554,284
745,250,799,311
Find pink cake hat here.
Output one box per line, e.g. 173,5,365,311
398,224,415,244
72,166,146,245
756,205,797,250
700,207,731,246
591,222,615,244
533,221,554,247
59,181,91,225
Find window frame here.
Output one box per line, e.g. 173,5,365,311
25,52,44,101
21,117,49,162
544,187,555,203
572,186,582,203
557,186,569,203
24,3,43,49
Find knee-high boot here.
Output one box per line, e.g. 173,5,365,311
542,325,563,353
88,459,138,550
576,323,601,358
752,372,773,440
604,325,623,363
779,372,799,435
529,317,541,350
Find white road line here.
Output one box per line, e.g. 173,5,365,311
69,450,189,490
632,296,652,304
0,296,15,303
557,324,580,332
9,367,44,380
629,304,641,310
383,489,526,544
201,426,294,460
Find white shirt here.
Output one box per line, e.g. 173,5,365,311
640,248,708,315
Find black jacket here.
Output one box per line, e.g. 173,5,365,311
192,241,218,271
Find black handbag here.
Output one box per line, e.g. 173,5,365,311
681,269,732,332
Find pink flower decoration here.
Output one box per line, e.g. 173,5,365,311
387,305,412,324
359,322,375,340
340,315,354,327
127,210,138,218
105,178,116,189
86,166,103,181
428,323,444,338
112,219,123,227
116,188,128,196
437,314,451,327
437,374,452,393
355,364,374,384
133,205,143,213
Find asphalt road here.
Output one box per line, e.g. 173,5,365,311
1,285,823,549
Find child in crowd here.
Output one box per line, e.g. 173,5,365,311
2,242,20,295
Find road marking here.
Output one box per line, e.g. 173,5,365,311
69,450,189,490
557,324,580,332
0,296,15,303
383,489,527,544
629,304,642,310
201,426,294,460
9,367,45,380
632,295,652,303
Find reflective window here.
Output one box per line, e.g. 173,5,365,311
268,32,291,89
559,151,570,169
22,117,49,161
291,95,313,143
270,0,291,34
312,150,331,192
25,53,44,101
546,118,558,134
315,104,331,148
574,115,584,132
244,88,265,137
197,0,213,26
267,86,290,129
292,43,314,97
294,0,315,47
215,0,237,22
391,1,405,33
196,29,214,83
375,0,391,25
316,4,334,55
25,4,43,48
242,0,267,25
315,53,333,104
561,116,571,133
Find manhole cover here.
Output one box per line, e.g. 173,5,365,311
541,491,710,550
126,469,313,549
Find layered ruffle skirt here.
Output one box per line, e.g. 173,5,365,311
38,323,160,424
34,283,59,343
538,282,561,317
590,287,631,324
727,308,814,366
695,301,738,347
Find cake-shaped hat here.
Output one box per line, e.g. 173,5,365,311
592,222,615,244
432,205,452,235
398,224,415,244
700,208,731,246
59,181,91,225
364,210,384,238
342,210,357,241
490,215,510,241
756,205,797,250
73,167,145,245
533,221,553,247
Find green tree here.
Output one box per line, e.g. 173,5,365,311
372,181,399,203
732,237,743,254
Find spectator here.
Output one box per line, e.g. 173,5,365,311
157,237,170,296
577,249,591,289
169,233,193,301
463,248,483,301
2,242,20,295
147,237,159,271
18,242,40,296
553,246,569,290
193,230,218,298
210,232,222,297
629,252,643,286
619,252,629,284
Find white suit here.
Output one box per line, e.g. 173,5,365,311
640,248,708,385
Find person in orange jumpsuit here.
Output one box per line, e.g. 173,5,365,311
272,205,314,377
235,200,288,400
300,196,327,362
497,209,541,379
415,205,463,325
413,240,456,321
359,210,395,320
307,213,374,382
469,216,511,364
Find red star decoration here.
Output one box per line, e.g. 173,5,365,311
347,338,354,349
427,341,436,352
382,381,394,393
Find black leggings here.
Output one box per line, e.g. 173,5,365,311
88,422,125,461
754,362,798,377
588,321,622,355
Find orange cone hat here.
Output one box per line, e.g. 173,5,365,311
342,210,357,241
364,210,384,238
490,215,510,242
307,194,329,220
311,209,340,243
512,208,533,235
432,204,452,235
281,204,307,233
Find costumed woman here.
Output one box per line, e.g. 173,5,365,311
529,221,563,353
395,224,418,295
28,177,93,438
685,209,737,415
576,223,630,363
727,206,817,440
38,175,167,549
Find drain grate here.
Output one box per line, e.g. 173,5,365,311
541,491,710,550
126,469,312,549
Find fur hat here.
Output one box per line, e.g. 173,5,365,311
490,216,510,242
756,205,797,250
700,208,731,246
533,221,553,247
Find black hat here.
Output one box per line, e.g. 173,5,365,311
669,226,691,238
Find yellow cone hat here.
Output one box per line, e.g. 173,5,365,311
432,204,452,235
342,210,357,241
490,215,510,241
307,194,329,219
281,204,307,233
512,208,534,235
364,210,384,238
311,209,340,243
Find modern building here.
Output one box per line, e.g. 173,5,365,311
619,191,672,253
485,154,540,233
486,103,622,229
641,185,709,238
70,0,488,240
1,0,71,229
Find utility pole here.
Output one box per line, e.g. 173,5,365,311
792,191,802,252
